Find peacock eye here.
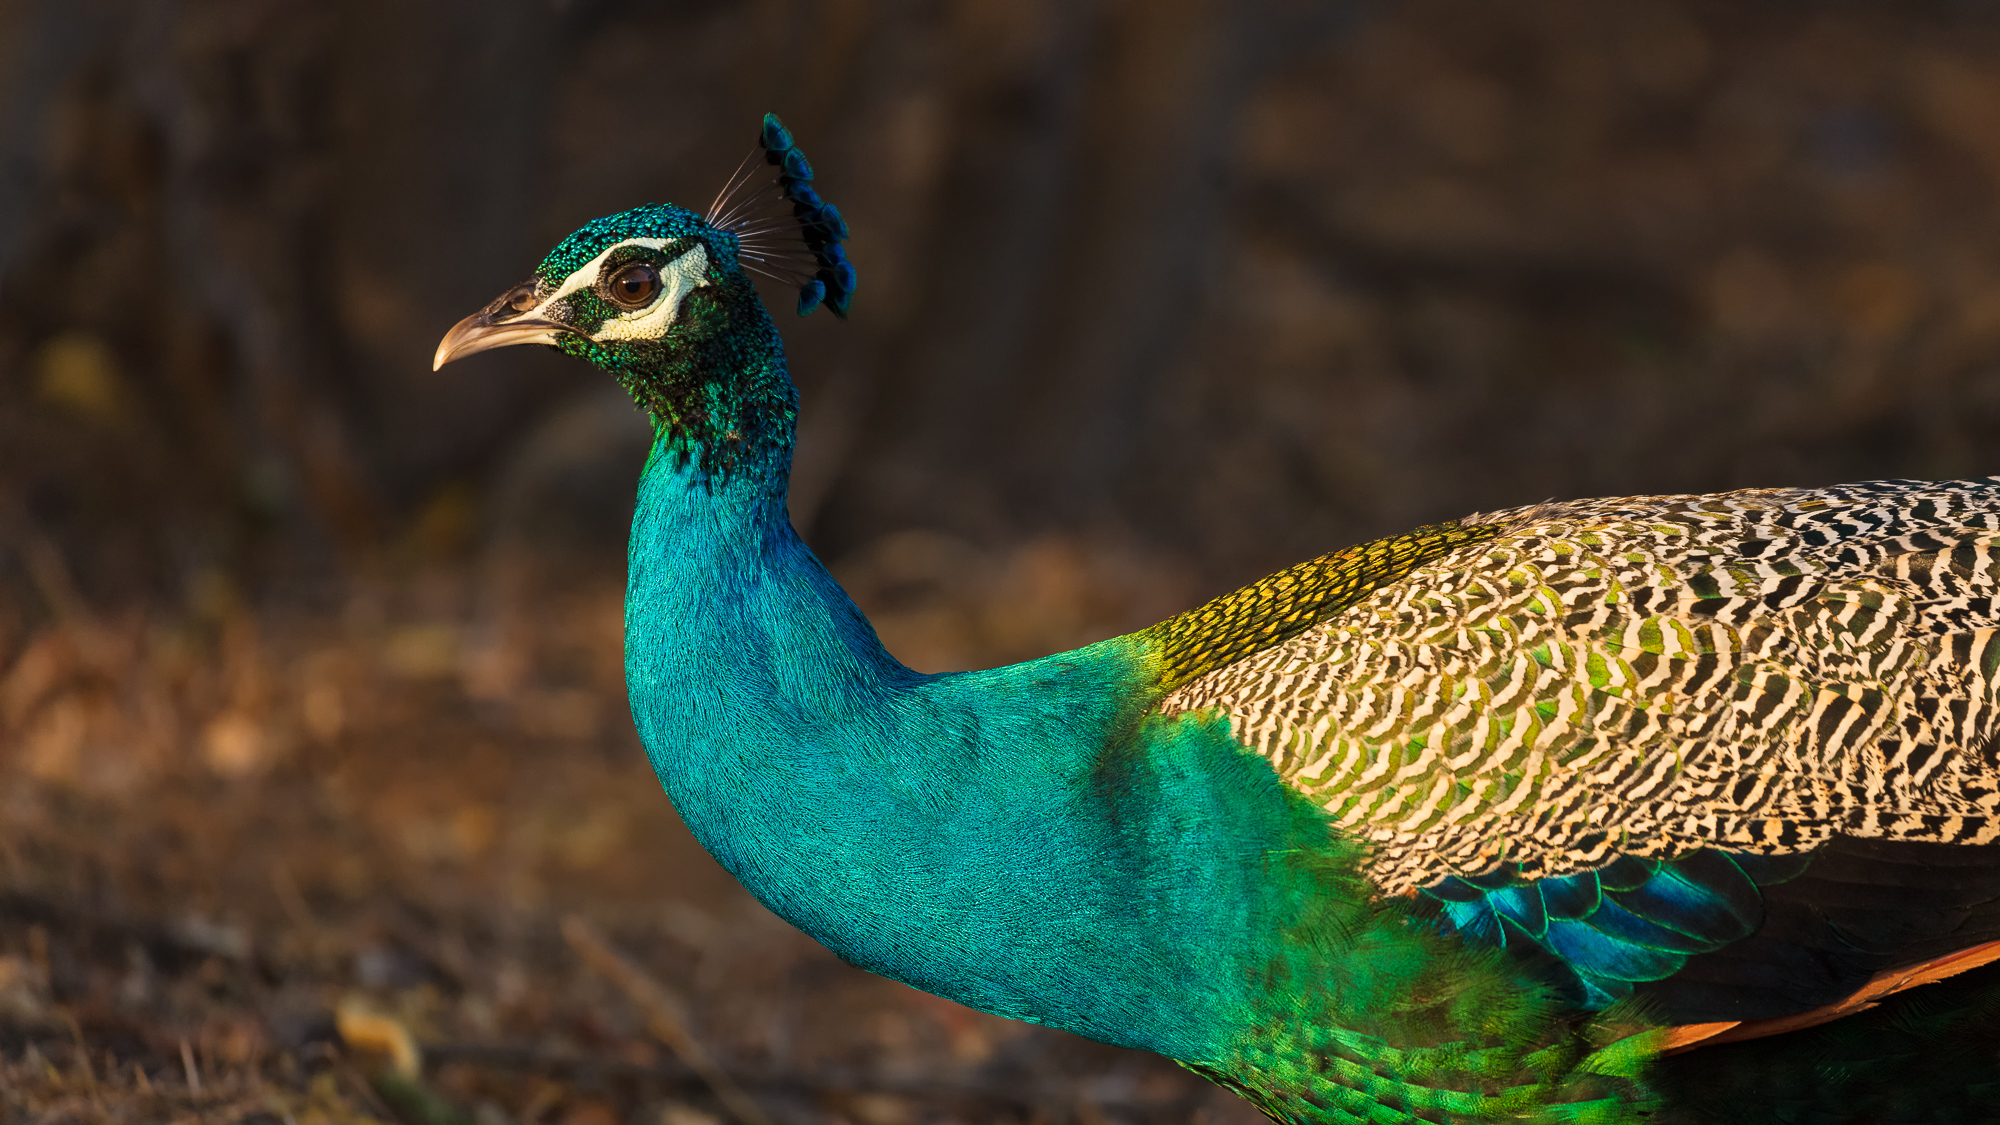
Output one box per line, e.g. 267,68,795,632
605,263,660,309
506,285,539,312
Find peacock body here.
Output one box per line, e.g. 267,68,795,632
434,116,2000,1124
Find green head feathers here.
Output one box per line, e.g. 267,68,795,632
433,114,850,473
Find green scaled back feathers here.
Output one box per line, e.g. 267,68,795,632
1143,521,1504,693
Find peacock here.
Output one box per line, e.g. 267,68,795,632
434,115,2000,1124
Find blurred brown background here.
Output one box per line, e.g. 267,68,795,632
5,1,2000,1122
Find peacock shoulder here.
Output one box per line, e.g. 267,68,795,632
1138,519,1504,694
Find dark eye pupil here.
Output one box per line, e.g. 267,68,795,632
610,265,658,307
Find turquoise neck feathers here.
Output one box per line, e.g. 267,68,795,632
620,415,1271,1056
615,326,1644,1117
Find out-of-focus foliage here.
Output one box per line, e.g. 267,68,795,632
8,1,2000,1121
8,0,2000,611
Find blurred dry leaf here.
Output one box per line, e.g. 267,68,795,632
0,955,48,1021
33,333,129,425
337,996,424,1079
2,633,66,724
559,1101,621,1125
453,804,498,859
202,710,269,777
23,695,87,781
384,625,461,679
842,1094,912,1125
553,810,628,869
659,1104,723,1125
461,637,528,701
305,680,347,741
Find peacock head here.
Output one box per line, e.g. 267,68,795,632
433,114,853,467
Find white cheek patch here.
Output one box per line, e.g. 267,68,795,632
594,243,709,341
527,237,711,339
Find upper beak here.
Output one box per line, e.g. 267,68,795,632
433,286,569,370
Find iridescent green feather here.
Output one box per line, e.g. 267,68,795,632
1143,521,1505,694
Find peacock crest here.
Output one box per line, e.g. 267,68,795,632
706,113,856,318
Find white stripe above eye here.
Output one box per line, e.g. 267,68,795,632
527,237,710,339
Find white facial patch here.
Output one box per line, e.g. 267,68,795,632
527,237,711,340
595,243,708,340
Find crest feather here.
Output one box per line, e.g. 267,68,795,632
708,114,857,320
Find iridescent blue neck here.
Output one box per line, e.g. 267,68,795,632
620,428,917,795
618,420,1400,1080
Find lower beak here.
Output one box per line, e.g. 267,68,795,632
432,313,568,370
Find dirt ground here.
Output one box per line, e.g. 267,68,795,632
0,539,1252,1125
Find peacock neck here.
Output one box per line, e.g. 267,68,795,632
620,423,917,753
621,427,1282,1054
618,421,1609,1113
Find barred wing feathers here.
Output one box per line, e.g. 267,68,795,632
1149,479,2000,1026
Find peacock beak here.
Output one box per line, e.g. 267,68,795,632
433,283,570,370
